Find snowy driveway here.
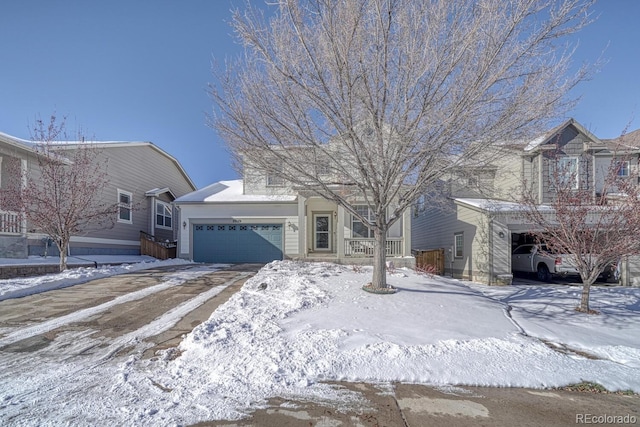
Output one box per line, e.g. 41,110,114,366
0,263,258,424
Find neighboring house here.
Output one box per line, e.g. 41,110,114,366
174,170,413,266
0,131,196,258
412,119,640,285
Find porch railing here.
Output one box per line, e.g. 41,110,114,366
344,238,403,257
0,210,21,234
140,231,177,260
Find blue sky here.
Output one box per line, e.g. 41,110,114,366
1,1,639,189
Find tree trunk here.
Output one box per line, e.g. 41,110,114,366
58,240,68,272
578,278,592,313
371,228,388,289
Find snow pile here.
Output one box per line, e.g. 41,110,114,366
141,261,639,424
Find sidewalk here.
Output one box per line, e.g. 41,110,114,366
199,382,639,426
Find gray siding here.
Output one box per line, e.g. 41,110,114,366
533,125,594,203
81,144,195,244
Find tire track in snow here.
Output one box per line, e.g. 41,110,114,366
0,266,220,347
98,272,252,361
0,271,249,412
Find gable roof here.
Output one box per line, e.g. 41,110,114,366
145,187,177,199
53,141,196,191
0,131,196,191
602,128,640,151
175,179,297,203
0,131,37,154
523,118,602,153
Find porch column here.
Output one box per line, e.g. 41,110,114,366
20,159,27,235
337,205,345,258
402,207,411,257
297,195,306,257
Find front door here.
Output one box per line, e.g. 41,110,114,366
313,214,331,251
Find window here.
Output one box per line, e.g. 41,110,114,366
616,160,630,177
316,163,331,176
454,233,463,258
352,205,375,238
553,157,579,190
155,200,172,229
266,173,285,187
266,160,285,187
117,190,132,223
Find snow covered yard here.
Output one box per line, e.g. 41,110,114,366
1,260,639,426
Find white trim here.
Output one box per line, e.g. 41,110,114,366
616,160,630,177
69,236,140,246
117,189,133,224
313,213,332,251
454,233,464,258
155,200,173,230
554,156,579,190
351,205,375,238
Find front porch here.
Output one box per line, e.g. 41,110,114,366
295,194,414,268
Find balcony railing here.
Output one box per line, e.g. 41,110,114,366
0,210,21,234
344,238,403,257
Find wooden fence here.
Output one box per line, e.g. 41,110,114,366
414,248,445,275
140,231,177,260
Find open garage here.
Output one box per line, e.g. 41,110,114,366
193,223,283,264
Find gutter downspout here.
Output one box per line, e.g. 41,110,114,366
488,217,494,285
538,153,544,203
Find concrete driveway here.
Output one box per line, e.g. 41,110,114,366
0,263,260,358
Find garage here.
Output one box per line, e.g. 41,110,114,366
192,223,283,263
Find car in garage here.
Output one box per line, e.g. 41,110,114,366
511,244,578,282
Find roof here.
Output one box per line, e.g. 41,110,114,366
0,131,37,154
523,118,602,152
175,179,298,203
454,198,553,212
602,128,640,151
53,141,196,191
0,131,196,191
145,187,176,199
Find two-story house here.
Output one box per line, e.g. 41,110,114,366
412,119,640,285
174,160,413,266
0,131,196,258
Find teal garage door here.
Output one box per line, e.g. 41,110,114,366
193,223,283,263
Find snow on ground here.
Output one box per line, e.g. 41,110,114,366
1,260,639,426
0,255,191,301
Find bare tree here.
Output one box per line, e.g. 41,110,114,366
521,145,640,313
210,0,594,290
6,116,118,271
